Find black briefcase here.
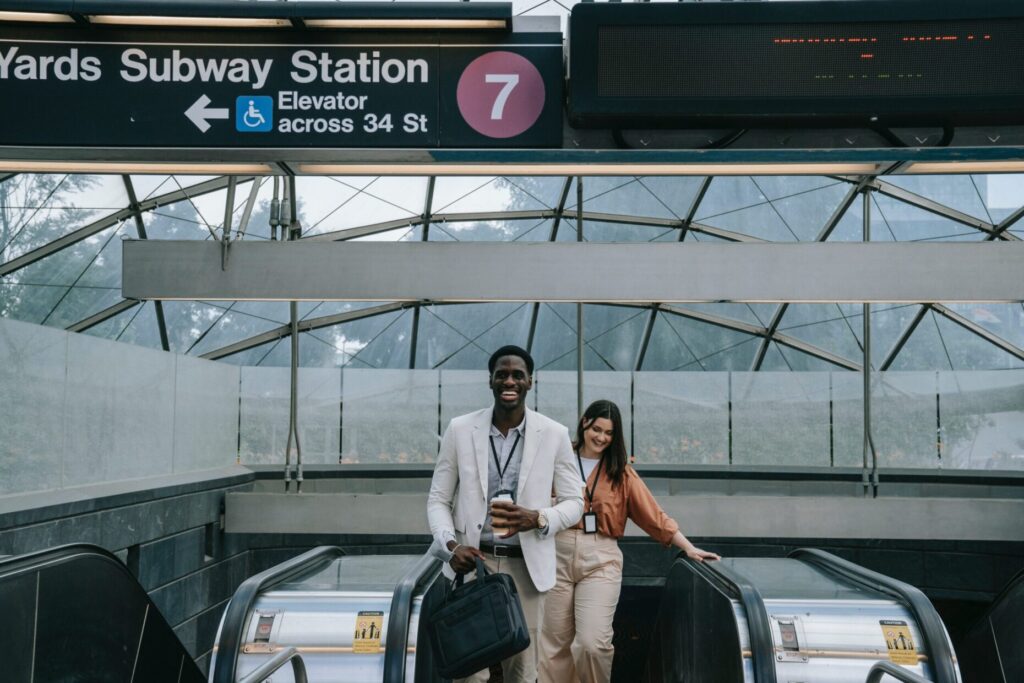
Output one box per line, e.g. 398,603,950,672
427,557,531,679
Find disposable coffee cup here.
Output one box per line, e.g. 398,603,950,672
490,492,514,537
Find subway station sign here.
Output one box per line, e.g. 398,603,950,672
0,27,562,148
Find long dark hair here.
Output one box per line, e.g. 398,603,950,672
573,400,627,486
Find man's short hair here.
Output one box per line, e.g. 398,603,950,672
488,345,534,376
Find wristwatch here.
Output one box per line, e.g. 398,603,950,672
536,511,549,532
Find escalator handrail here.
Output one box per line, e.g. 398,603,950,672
790,548,958,683
237,646,308,683
865,660,930,683
0,543,123,580
970,565,1024,626
382,552,443,683
211,545,345,683
681,557,778,683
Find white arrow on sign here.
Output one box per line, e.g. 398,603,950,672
185,94,230,133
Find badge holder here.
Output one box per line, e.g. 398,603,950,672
583,512,598,534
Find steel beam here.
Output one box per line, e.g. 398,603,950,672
123,240,1024,303
65,298,140,333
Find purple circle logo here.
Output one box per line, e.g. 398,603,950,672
457,51,546,139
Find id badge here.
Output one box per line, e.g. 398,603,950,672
583,512,597,534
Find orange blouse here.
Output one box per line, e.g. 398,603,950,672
574,463,679,545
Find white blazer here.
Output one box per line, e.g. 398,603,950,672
427,406,584,592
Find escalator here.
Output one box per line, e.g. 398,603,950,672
0,543,206,683
644,548,961,683
210,548,445,683
958,566,1024,683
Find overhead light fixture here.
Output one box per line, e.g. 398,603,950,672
88,15,290,28
298,162,880,177
0,161,273,175
0,10,74,23
904,160,1024,174
304,18,507,30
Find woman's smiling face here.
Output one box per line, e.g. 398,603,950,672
581,417,614,456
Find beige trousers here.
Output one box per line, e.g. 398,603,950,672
455,554,545,683
537,529,623,683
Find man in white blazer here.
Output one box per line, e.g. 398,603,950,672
428,345,584,683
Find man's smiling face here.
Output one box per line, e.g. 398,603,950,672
490,355,532,411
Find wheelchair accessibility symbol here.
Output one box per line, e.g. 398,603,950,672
236,96,273,132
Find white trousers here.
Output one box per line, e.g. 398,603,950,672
537,529,623,683
454,554,544,683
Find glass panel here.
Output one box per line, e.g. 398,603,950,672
732,372,831,466
416,303,527,370
885,175,991,221
63,332,176,486
0,318,67,495
534,371,632,449
832,372,866,468
979,173,1024,223
429,218,551,242
343,309,412,369
887,311,953,371
6,224,122,287
633,372,729,465
569,177,676,220
173,355,240,472
239,367,341,465
433,176,560,213
160,301,229,354
143,200,217,241
300,177,423,236
778,304,863,363
188,308,285,357
341,369,439,464
750,176,839,200
941,303,1024,351
938,370,1024,470
771,183,854,241
931,311,1024,371
638,313,699,371
660,313,760,371
635,177,706,219
873,372,939,468
116,301,164,350
564,218,670,242
440,369,495,429
586,307,648,371
81,302,139,342
699,202,797,242
871,193,972,242
695,177,770,219
0,283,70,324
44,287,123,329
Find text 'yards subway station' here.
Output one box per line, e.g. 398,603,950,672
0,27,563,148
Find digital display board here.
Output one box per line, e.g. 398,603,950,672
569,0,1024,127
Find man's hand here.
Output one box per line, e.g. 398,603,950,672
490,500,540,538
447,540,485,574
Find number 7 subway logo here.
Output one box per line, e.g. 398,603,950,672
457,51,545,139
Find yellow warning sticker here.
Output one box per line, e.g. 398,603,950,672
353,610,384,654
880,619,918,665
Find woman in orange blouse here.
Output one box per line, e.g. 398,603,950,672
537,399,720,683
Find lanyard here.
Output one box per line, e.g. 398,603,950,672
489,430,522,488
576,453,603,510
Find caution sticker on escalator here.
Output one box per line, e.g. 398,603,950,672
879,619,918,665
354,610,385,654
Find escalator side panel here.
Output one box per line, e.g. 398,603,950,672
646,560,746,683
35,555,149,683
960,569,1024,683
0,572,35,683
412,578,447,683
135,604,208,683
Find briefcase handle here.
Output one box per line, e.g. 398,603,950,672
453,557,488,588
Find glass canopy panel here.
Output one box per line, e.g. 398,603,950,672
776,344,847,372
884,175,992,222
888,311,954,371
416,302,528,369
978,173,1024,223
0,283,69,324
700,202,799,242
81,302,139,342
930,313,1024,371
567,176,677,221
695,177,776,221
159,301,232,354
428,218,551,242
941,303,1024,352
564,218,671,242
116,301,164,351
778,304,863,363
870,192,977,242
659,313,760,371
633,372,730,464
143,198,219,240
770,183,854,241
634,177,707,219
186,307,285,357
299,177,424,237
5,223,125,287
584,305,649,371
44,287,123,329
749,176,839,200
432,176,562,213
639,313,700,371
